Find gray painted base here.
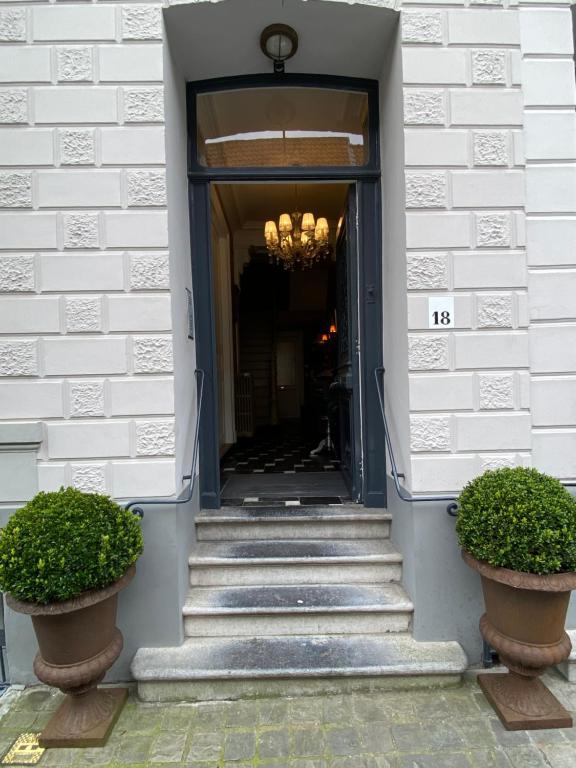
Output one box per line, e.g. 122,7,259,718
387,479,576,668
3,489,199,686
557,630,576,683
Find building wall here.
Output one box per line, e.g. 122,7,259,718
0,2,176,501
0,0,574,501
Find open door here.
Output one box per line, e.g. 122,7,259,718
334,186,363,501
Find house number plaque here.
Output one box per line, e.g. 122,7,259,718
428,297,454,329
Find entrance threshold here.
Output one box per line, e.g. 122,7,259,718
221,471,350,505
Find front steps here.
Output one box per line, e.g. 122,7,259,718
132,504,467,700
133,634,467,702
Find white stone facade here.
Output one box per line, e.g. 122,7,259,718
0,0,575,499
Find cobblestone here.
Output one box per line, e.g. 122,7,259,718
1,674,576,767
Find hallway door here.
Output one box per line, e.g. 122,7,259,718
335,187,362,501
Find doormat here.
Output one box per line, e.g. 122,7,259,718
1,734,45,765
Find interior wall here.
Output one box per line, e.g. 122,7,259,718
164,25,197,488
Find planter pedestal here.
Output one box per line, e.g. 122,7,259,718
478,672,571,731
7,567,135,748
39,687,128,748
463,551,576,731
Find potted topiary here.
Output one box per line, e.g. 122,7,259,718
0,487,143,748
456,466,576,730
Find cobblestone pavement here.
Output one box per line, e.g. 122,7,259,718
2,672,576,767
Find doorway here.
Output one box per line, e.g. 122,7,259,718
211,182,357,504
187,74,386,509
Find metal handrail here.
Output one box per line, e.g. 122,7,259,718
374,367,459,515
124,369,205,518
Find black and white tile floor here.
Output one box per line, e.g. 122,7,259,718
221,429,340,476
220,426,347,505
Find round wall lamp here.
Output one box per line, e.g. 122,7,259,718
260,24,298,73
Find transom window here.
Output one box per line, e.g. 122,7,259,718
196,86,370,168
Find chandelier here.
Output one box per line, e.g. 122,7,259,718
264,211,331,270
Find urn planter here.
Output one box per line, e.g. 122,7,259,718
463,550,576,730
7,566,136,748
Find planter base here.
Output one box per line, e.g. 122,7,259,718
478,673,572,731
39,688,127,748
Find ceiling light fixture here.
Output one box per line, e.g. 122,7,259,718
260,24,298,73
264,210,331,271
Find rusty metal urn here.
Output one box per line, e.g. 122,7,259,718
463,550,576,730
6,566,135,748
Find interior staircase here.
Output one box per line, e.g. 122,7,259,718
132,504,467,702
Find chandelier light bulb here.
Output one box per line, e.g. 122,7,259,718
315,217,329,239
279,213,293,233
302,212,315,232
265,220,279,245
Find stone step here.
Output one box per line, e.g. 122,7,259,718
183,583,414,636
188,539,403,586
196,506,392,540
132,634,468,702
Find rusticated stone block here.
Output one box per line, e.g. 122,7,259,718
0,254,34,292
0,172,32,207
0,89,27,123
477,294,513,328
479,374,514,410
130,252,170,290
482,455,516,471
59,129,95,165
404,90,445,126
407,253,448,290
405,173,446,209
65,296,101,332
401,11,443,44
70,381,105,417
124,87,164,123
136,420,175,456
63,213,99,249
72,465,106,493
408,335,449,371
472,50,506,85
127,170,167,207
134,336,173,373
476,214,511,248
473,131,508,166
0,9,26,42
410,416,451,452
122,5,162,40
57,47,93,82
0,340,37,376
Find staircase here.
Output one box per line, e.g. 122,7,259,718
239,312,274,428
132,504,467,702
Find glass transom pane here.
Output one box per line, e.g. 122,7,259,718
197,87,369,168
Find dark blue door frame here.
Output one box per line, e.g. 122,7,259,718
186,74,386,509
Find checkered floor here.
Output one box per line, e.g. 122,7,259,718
220,425,348,505
221,427,340,476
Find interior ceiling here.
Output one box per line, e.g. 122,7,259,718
164,0,397,81
216,183,350,231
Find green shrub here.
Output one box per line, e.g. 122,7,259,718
0,487,143,604
456,467,576,575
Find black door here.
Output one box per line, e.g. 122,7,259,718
334,187,363,501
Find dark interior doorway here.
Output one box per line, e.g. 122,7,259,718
212,182,354,504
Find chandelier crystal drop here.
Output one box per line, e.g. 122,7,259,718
264,211,331,270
